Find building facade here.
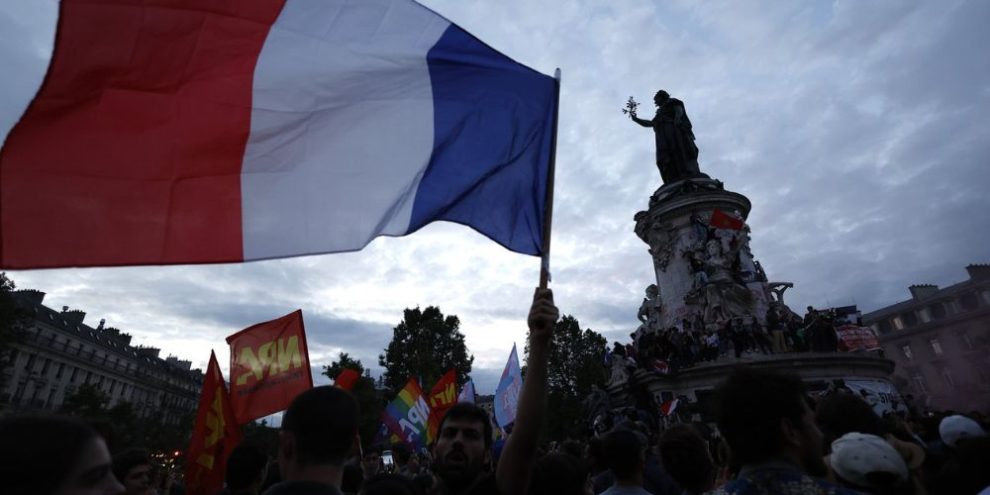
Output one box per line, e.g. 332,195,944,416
1,289,202,424
862,264,990,413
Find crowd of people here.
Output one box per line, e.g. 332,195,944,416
2,290,988,495
615,305,868,377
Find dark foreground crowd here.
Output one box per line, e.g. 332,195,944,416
1,290,987,495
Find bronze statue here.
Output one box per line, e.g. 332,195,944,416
626,91,708,184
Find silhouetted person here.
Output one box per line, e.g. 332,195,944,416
708,368,858,494
223,441,270,495
264,386,360,495
0,414,125,495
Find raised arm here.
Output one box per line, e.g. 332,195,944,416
495,288,559,495
630,112,653,127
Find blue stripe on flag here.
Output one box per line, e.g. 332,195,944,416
411,25,558,256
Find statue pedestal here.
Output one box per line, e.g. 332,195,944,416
634,178,770,331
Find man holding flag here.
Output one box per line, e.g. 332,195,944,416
429,288,559,495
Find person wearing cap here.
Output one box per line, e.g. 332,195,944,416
938,414,986,448
828,432,910,494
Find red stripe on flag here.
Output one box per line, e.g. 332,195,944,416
0,0,286,268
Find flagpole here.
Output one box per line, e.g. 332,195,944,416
539,68,561,290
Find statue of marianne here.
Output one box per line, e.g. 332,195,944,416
629,90,708,184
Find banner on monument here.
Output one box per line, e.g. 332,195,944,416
844,380,909,415
226,310,313,423
835,324,880,352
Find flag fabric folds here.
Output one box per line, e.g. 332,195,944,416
457,379,476,404
226,310,313,424
334,368,362,391
709,208,744,230
0,0,559,269
494,344,523,428
185,352,242,495
427,368,457,439
382,377,433,450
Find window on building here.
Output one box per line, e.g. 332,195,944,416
45,388,56,409
929,302,946,320
109,381,117,394
918,307,932,323
903,312,918,327
901,345,913,360
948,299,962,314
929,339,944,356
55,363,65,379
24,354,35,371
40,358,51,375
85,371,92,383
892,317,905,330
960,293,979,311
942,369,956,389
70,367,78,382
960,332,974,350
982,290,990,306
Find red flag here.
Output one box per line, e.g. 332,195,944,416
709,209,744,230
226,310,313,423
659,399,680,416
185,351,242,495
335,368,361,391
426,369,457,438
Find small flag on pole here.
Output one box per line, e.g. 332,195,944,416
185,352,242,495
457,380,477,404
494,344,523,428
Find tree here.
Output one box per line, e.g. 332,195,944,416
322,352,383,447
527,315,607,440
0,273,29,390
379,306,473,395
59,383,111,419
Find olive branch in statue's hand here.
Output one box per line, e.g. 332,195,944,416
621,96,639,118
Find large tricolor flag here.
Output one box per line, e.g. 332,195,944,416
0,0,558,269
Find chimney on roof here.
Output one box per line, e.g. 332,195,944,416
965,264,990,281
62,309,86,324
97,319,105,330
14,289,45,304
909,284,939,300
136,346,161,359
62,306,68,312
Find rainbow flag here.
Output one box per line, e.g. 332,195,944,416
382,377,433,450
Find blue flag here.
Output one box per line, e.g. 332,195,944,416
494,344,523,428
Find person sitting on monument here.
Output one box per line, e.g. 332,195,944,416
707,368,860,495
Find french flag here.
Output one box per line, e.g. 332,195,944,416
0,0,558,269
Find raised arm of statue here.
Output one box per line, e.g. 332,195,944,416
630,112,653,127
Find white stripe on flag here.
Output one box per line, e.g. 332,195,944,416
0,0,59,147
241,0,450,260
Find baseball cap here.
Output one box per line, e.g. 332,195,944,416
939,415,986,448
829,432,908,489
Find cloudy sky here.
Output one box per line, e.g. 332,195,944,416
7,0,990,395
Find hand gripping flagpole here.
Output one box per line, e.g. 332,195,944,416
539,68,561,290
